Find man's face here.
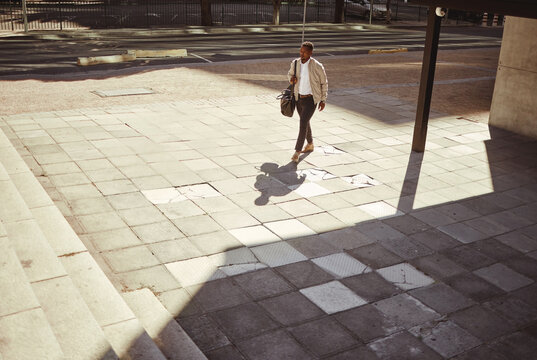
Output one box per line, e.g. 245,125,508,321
300,46,312,62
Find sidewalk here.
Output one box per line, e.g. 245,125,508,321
1,61,537,359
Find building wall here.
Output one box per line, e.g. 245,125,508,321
490,16,537,138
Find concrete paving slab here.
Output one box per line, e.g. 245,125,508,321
300,280,367,314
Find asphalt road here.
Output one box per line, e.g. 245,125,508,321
0,24,503,77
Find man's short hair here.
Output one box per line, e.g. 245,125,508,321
301,41,314,51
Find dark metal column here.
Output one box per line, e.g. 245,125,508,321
412,6,442,152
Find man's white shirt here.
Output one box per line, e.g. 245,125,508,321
298,58,312,96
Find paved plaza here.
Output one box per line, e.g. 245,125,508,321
1,42,537,359
2,82,537,359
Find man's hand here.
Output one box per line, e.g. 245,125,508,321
290,76,297,84
318,101,325,111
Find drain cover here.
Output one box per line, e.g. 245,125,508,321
92,88,155,97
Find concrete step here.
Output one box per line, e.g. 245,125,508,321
0,126,168,359
0,227,64,360
122,289,207,360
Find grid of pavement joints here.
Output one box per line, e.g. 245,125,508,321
1,89,537,359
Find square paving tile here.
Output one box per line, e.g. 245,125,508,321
277,198,324,217
473,263,533,292
233,268,293,300
357,201,404,220
132,221,185,244
251,241,308,267
274,260,334,288
373,294,440,329
378,235,434,260
367,331,442,360
452,345,511,360
438,222,488,243
211,209,260,229
484,295,537,328
141,187,186,204
149,239,202,263
289,317,359,357
449,305,516,341
312,253,371,278
185,278,250,312
320,227,376,251
300,280,367,314
102,245,160,273
264,219,316,239
409,229,461,251
409,283,474,314
287,234,340,258
441,245,496,271
166,256,226,287
172,215,223,237
211,302,278,341
376,263,435,290
258,291,323,326
335,304,401,342
188,231,243,255
503,255,537,280
347,243,403,269
382,215,431,235
178,314,230,352
297,212,347,234
289,182,331,198
179,183,222,199
409,320,481,358
341,272,401,303
444,272,504,302
228,225,281,247
236,330,313,360
488,331,537,360
411,253,467,280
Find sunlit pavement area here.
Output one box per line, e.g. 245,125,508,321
1,47,537,359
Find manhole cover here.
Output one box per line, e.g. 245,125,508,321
92,88,155,97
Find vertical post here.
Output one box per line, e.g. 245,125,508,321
301,0,306,42
22,0,28,32
411,7,442,152
58,0,62,30
395,0,399,21
369,0,372,24
9,0,14,31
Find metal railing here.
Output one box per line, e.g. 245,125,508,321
0,0,336,30
0,0,482,31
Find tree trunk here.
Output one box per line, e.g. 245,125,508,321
273,0,281,25
386,0,391,24
201,0,212,26
334,0,344,23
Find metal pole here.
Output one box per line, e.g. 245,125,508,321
22,0,28,32
411,7,442,152
369,0,372,24
301,0,306,43
9,0,14,31
58,0,62,30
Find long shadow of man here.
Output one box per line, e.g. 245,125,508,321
254,161,307,206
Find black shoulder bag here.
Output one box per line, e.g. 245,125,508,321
277,60,297,117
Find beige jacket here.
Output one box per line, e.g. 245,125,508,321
287,57,328,105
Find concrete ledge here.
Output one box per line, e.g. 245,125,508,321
77,54,136,66
369,48,408,54
127,49,187,58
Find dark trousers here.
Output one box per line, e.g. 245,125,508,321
294,96,315,151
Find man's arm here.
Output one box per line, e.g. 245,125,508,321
288,60,297,84
318,62,328,111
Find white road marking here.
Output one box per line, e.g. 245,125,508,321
190,53,213,63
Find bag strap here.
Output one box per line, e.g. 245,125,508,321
291,60,297,94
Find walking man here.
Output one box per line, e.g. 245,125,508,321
288,41,328,163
